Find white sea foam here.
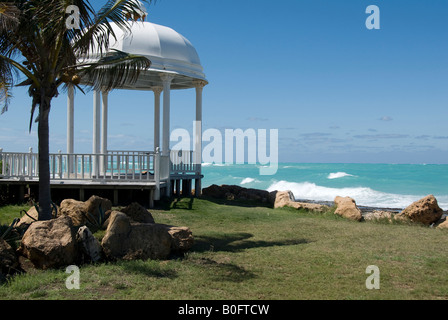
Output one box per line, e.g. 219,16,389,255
267,180,448,210
241,177,256,185
327,172,354,179
202,162,229,167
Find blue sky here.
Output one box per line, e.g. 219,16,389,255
0,0,447,164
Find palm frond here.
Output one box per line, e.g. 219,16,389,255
74,0,151,58
0,53,19,114
78,49,150,91
0,2,20,32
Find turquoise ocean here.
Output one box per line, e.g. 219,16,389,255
201,163,448,211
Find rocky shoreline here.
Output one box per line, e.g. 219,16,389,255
202,184,448,226
293,198,402,213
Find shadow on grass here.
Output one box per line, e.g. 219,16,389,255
171,197,195,210
116,260,177,279
153,195,273,212
189,257,257,283
193,232,310,253
199,196,273,209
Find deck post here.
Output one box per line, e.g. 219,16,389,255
79,187,85,202
149,189,154,208
175,179,181,197
154,147,161,201
113,188,119,206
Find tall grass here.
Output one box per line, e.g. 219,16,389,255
1,198,448,300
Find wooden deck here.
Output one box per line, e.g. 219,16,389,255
0,177,167,207
0,149,203,208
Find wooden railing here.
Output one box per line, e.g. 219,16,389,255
170,149,201,175
0,148,199,181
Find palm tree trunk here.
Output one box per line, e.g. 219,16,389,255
37,99,52,221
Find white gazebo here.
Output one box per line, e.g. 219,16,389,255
0,12,208,207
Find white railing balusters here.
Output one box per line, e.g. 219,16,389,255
0,149,199,184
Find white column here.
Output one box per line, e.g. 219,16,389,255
160,74,175,156
193,80,206,166
101,91,109,155
193,80,206,196
93,90,101,154
93,90,101,176
67,85,74,154
152,87,162,152
100,91,109,175
67,85,75,175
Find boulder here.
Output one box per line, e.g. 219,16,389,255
202,184,224,199
288,201,330,213
268,191,278,206
17,205,58,227
0,238,20,280
395,195,443,225
364,210,396,222
59,195,112,227
101,211,172,261
120,202,155,224
17,206,38,227
334,196,362,221
238,188,270,203
59,199,86,227
163,225,194,254
274,190,296,209
20,215,77,269
436,219,448,230
84,195,112,225
76,226,103,263
202,184,271,204
273,190,329,212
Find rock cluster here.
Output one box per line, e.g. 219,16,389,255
202,184,274,204
272,189,446,226
202,185,447,227
1,196,194,276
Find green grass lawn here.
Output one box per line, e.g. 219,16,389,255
1,197,448,300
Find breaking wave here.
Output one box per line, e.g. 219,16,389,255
327,172,355,179
267,180,448,210
241,177,256,185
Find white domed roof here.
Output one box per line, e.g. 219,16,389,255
83,21,207,90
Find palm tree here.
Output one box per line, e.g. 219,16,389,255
0,0,151,220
